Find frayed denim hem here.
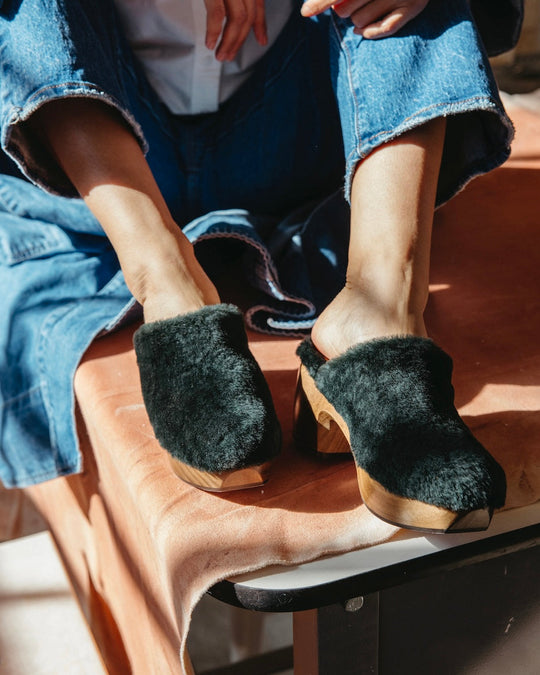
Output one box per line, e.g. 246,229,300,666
2,83,147,198
343,96,515,206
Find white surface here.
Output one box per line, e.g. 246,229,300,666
0,531,106,674
231,502,540,591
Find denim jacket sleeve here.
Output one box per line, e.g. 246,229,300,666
470,0,524,56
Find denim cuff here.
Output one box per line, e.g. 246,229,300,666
330,0,515,206
0,0,149,197
3,85,147,198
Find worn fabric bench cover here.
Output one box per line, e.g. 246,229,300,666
25,105,540,674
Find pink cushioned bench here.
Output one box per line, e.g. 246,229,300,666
24,104,540,674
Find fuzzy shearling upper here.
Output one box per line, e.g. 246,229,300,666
134,304,281,472
297,336,506,512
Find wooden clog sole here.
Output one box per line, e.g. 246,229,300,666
297,365,491,533
169,456,272,492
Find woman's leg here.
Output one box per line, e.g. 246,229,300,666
24,96,282,491
295,0,511,532
312,117,446,359
311,0,512,358
31,99,220,323
2,0,218,323
297,100,509,534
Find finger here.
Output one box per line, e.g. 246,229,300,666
354,10,407,38
300,0,335,18
205,0,226,50
352,2,427,39
216,0,250,60
332,0,373,19
229,0,257,58
253,0,268,45
347,0,400,28
229,0,257,56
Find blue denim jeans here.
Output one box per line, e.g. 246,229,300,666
0,0,513,486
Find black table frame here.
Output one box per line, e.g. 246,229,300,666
207,522,540,674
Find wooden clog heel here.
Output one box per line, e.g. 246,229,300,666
134,304,281,492
295,336,506,533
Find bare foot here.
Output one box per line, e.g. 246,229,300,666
31,98,221,325
311,285,427,360
134,233,221,324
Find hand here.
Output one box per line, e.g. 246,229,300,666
301,0,430,39
204,0,267,61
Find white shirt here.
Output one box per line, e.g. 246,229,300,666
114,0,295,115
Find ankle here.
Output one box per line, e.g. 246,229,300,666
123,241,220,323
312,286,427,360
141,277,219,324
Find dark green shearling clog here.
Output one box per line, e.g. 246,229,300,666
134,304,281,473
297,336,506,514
